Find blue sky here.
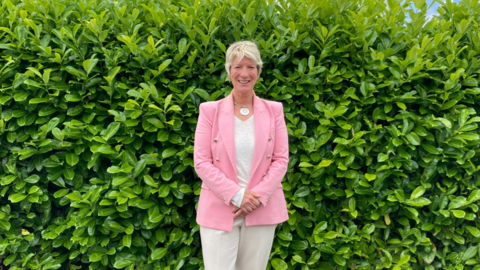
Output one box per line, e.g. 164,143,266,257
426,0,460,19
426,0,442,19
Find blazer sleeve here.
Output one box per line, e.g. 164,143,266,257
194,103,241,206
251,102,289,207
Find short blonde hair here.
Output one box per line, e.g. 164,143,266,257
225,41,263,77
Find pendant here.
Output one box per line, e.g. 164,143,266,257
240,108,249,116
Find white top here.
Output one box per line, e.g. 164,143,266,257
231,115,255,207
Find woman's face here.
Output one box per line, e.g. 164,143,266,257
229,56,259,94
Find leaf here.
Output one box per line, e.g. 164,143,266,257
458,132,479,140
47,117,60,132
0,220,11,231
362,224,375,234
104,122,121,141
271,258,288,270
308,55,316,70
144,175,158,188
179,184,192,194
318,160,332,167
83,58,99,75
324,231,338,239
410,186,425,199
466,226,480,237
394,190,405,202
162,148,178,158
24,175,40,183
449,196,467,209
333,254,346,266
332,106,348,117
307,250,321,265
164,94,172,111
53,189,69,198
451,210,465,218
157,59,172,74
468,189,480,203
113,260,133,269
396,102,407,110
463,246,477,261
294,186,310,197
405,197,431,207
112,175,129,185
99,208,117,216
1,175,16,186
158,184,170,197
66,153,79,166
179,246,191,258
452,234,465,244
435,117,452,128
421,144,441,154
441,100,457,110
314,221,328,234
194,88,211,101
169,228,183,243
158,130,169,142
133,160,146,178
66,191,83,201
9,193,28,203
406,132,421,145
4,253,17,266
122,234,132,247
277,231,293,241
29,98,49,104
147,118,165,129
397,255,410,266
151,248,168,260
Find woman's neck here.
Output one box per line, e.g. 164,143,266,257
232,90,254,106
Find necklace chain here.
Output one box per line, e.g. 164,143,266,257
233,101,253,108
233,97,253,116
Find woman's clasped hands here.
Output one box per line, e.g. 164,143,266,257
232,189,261,218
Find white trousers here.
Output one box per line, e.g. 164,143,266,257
200,218,277,270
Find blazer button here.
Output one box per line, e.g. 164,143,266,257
267,155,271,159
214,138,218,143
216,158,219,161
268,137,271,142
263,173,266,176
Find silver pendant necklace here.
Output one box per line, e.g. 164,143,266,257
233,99,253,116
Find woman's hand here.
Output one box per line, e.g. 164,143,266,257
231,207,248,218
240,189,261,213
231,189,261,218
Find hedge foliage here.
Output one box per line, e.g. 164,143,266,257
1,0,480,269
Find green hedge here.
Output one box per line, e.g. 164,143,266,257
1,0,480,269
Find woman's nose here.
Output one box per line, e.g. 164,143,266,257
239,68,250,77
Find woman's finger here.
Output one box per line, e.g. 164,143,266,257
234,210,245,218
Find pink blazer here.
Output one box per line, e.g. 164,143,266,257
194,92,289,231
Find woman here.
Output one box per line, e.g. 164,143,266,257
193,41,289,270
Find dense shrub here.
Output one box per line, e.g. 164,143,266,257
1,0,480,269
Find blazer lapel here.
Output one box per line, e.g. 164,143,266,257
218,92,270,185
249,94,269,181
218,94,237,179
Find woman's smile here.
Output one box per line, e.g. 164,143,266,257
229,56,259,91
